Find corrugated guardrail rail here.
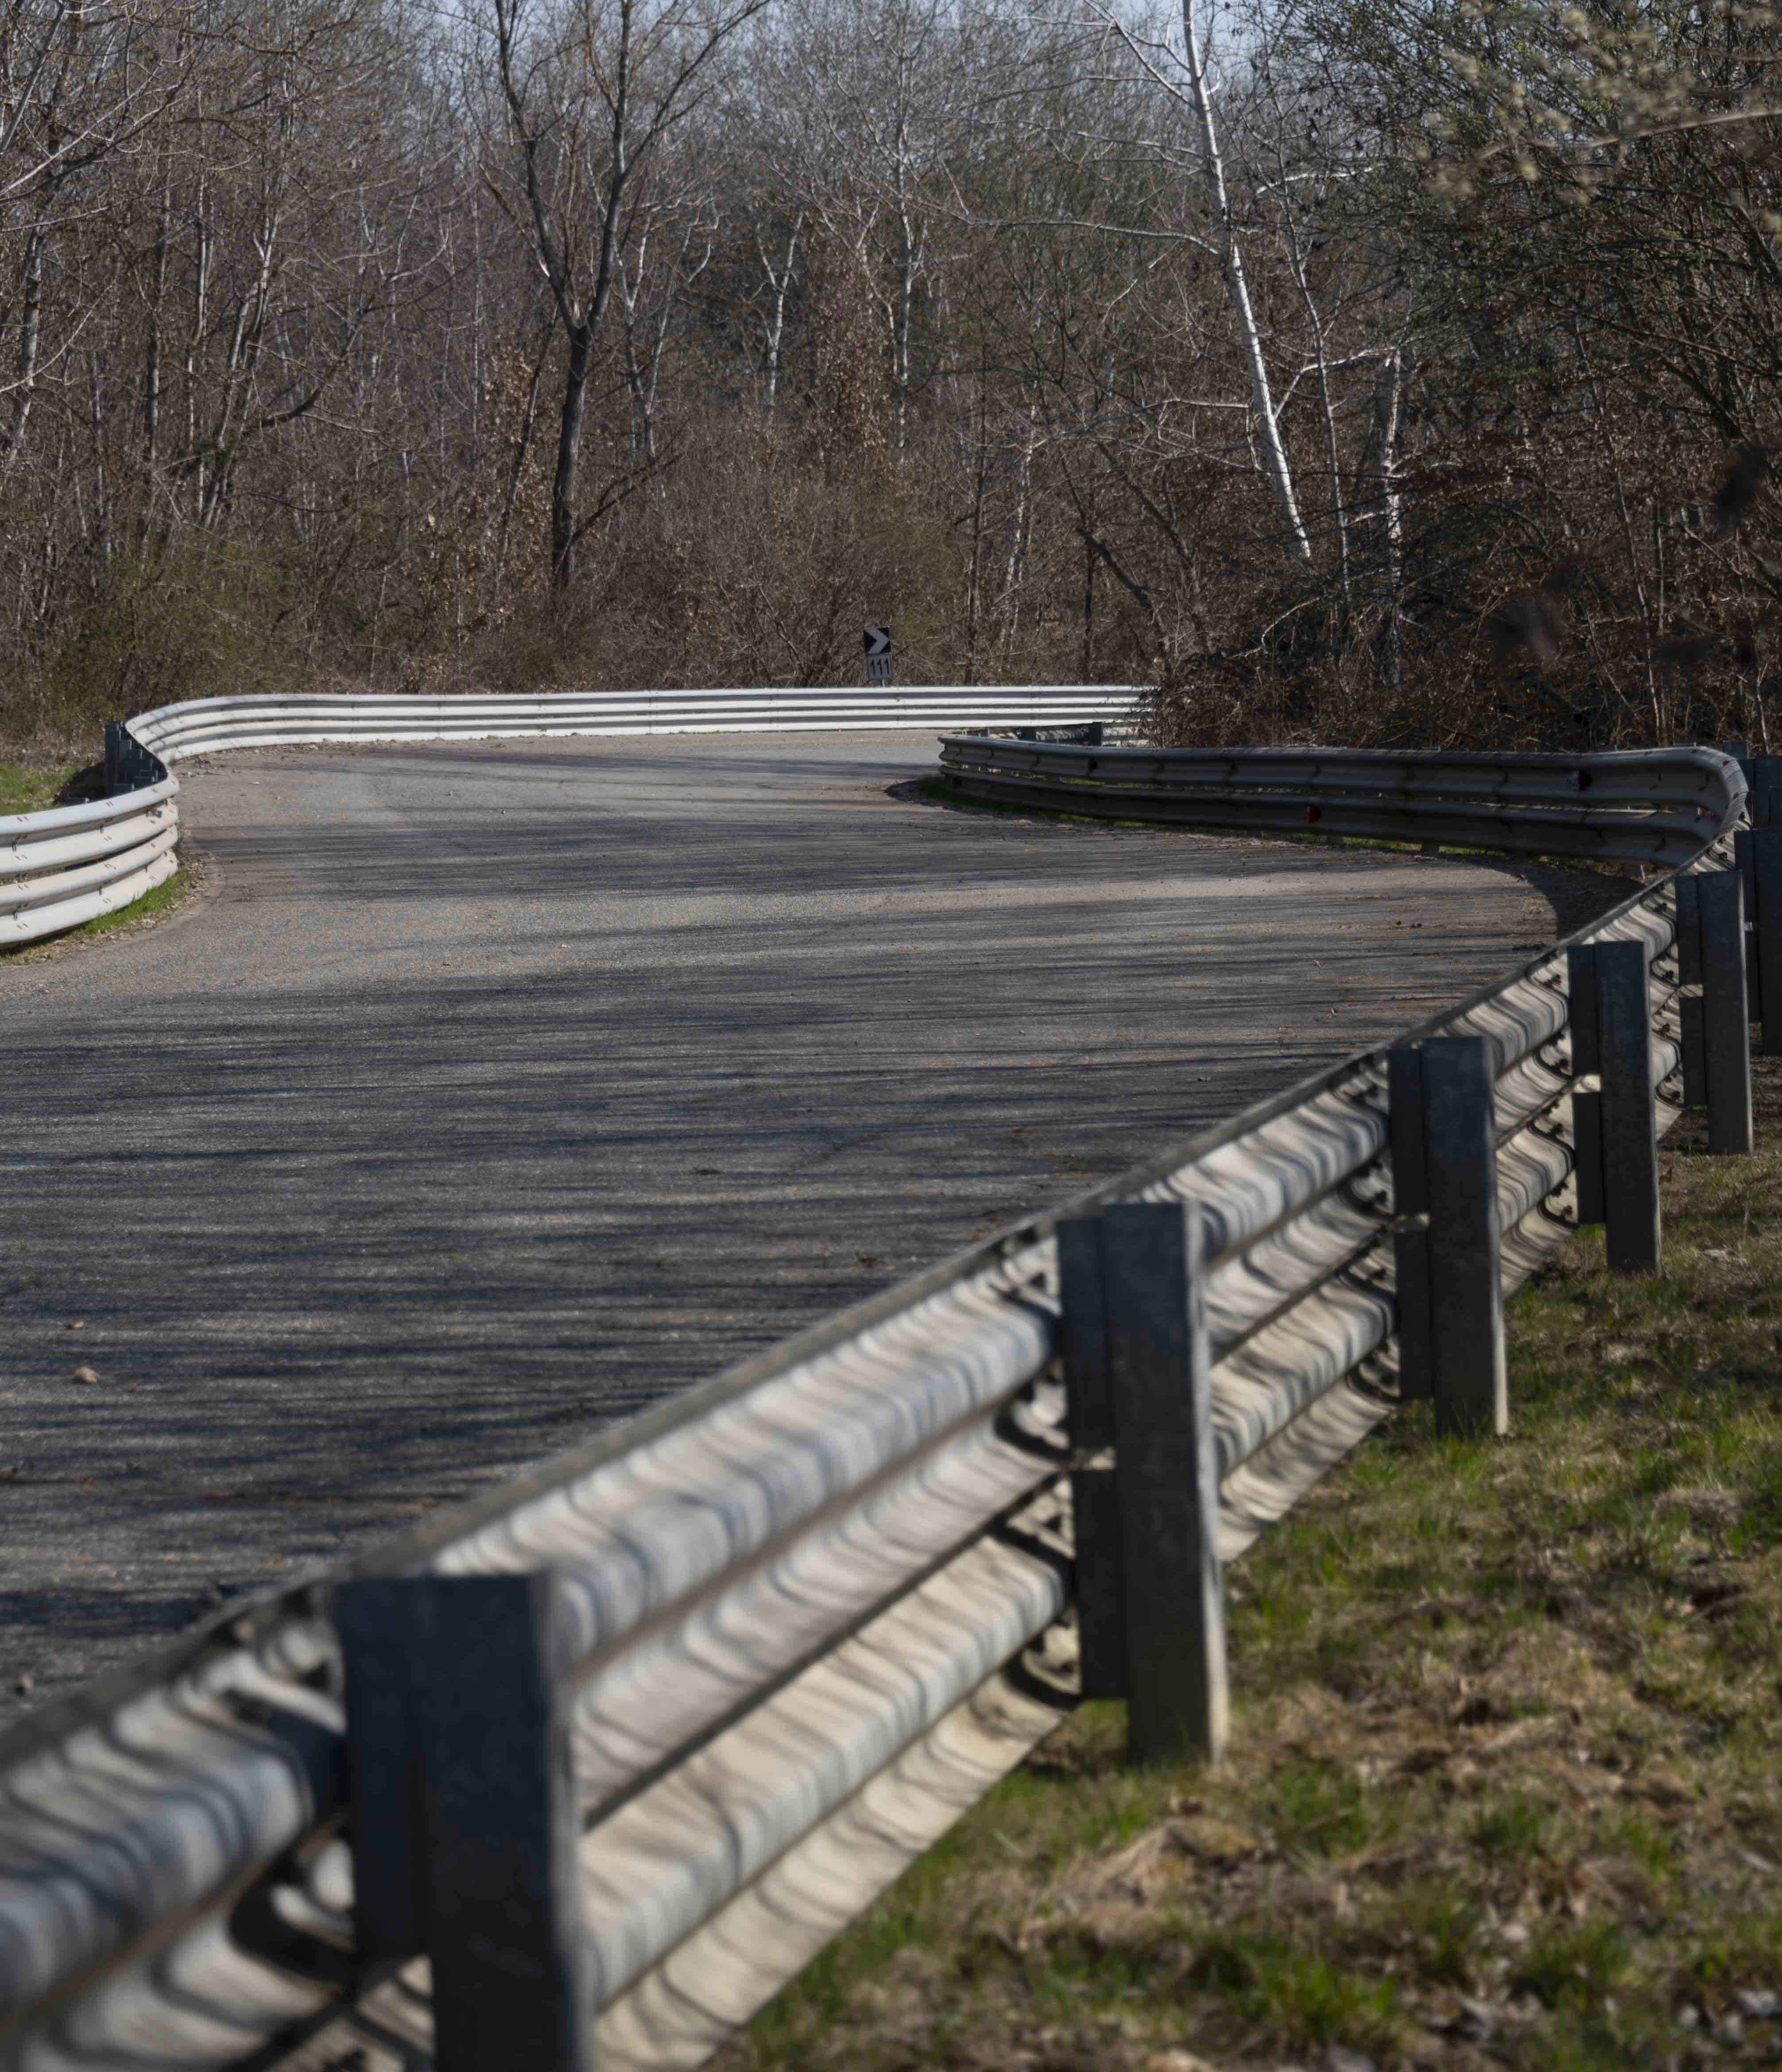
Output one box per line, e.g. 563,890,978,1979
0,779,181,946
0,684,1144,947
937,731,1748,865
0,711,1770,2072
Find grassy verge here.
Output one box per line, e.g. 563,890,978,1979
0,761,78,815
723,1063,1782,2072
69,865,193,940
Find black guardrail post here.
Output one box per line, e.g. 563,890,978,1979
103,720,124,797
1701,869,1756,1155
337,1572,593,2072
1565,947,1607,1230
1596,940,1662,1271
1059,1202,1228,1764
1424,1038,1509,1435
1387,1049,1435,1396
1391,1036,1507,1437
1675,874,1708,1109
1057,1216,1125,1702
1568,942,1660,1268
1751,827,1782,1058
1735,829,1764,1024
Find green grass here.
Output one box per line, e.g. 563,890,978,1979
0,761,77,815
719,1064,1782,2072
75,866,191,939
1471,1795,1550,1860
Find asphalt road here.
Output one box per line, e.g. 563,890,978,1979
0,730,1606,1711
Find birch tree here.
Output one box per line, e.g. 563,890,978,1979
1084,0,1314,571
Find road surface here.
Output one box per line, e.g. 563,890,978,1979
0,729,1607,1709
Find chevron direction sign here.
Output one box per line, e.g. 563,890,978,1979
864,624,893,685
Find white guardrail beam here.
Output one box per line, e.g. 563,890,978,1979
2,688,1144,949
0,703,1763,2072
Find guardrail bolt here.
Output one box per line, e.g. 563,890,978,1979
336,1571,594,2072
1388,1036,1507,1438
1058,1201,1228,1765
1701,868,1756,1154
1570,941,1662,1272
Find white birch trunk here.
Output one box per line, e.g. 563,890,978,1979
1180,0,1313,570
1372,348,1403,697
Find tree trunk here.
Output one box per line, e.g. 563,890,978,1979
1279,198,1350,618
551,321,593,588
1080,522,1096,678
759,215,799,411
1372,349,1404,700
139,176,169,545
1180,0,1313,571
1,225,45,471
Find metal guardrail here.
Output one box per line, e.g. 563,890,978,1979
0,729,1765,2072
0,686,1146,949
0,779,181,944
126,686,1144,761
937,734,1740,866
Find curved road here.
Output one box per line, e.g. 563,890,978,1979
0,730,1603,1711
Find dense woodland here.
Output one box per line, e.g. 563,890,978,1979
4,0,1782,752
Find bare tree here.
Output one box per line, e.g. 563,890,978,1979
472,0,772,588
0,0,187,203
1080,0,1314,571
614,154,714,468
1,0,192,475
741,197,799,409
